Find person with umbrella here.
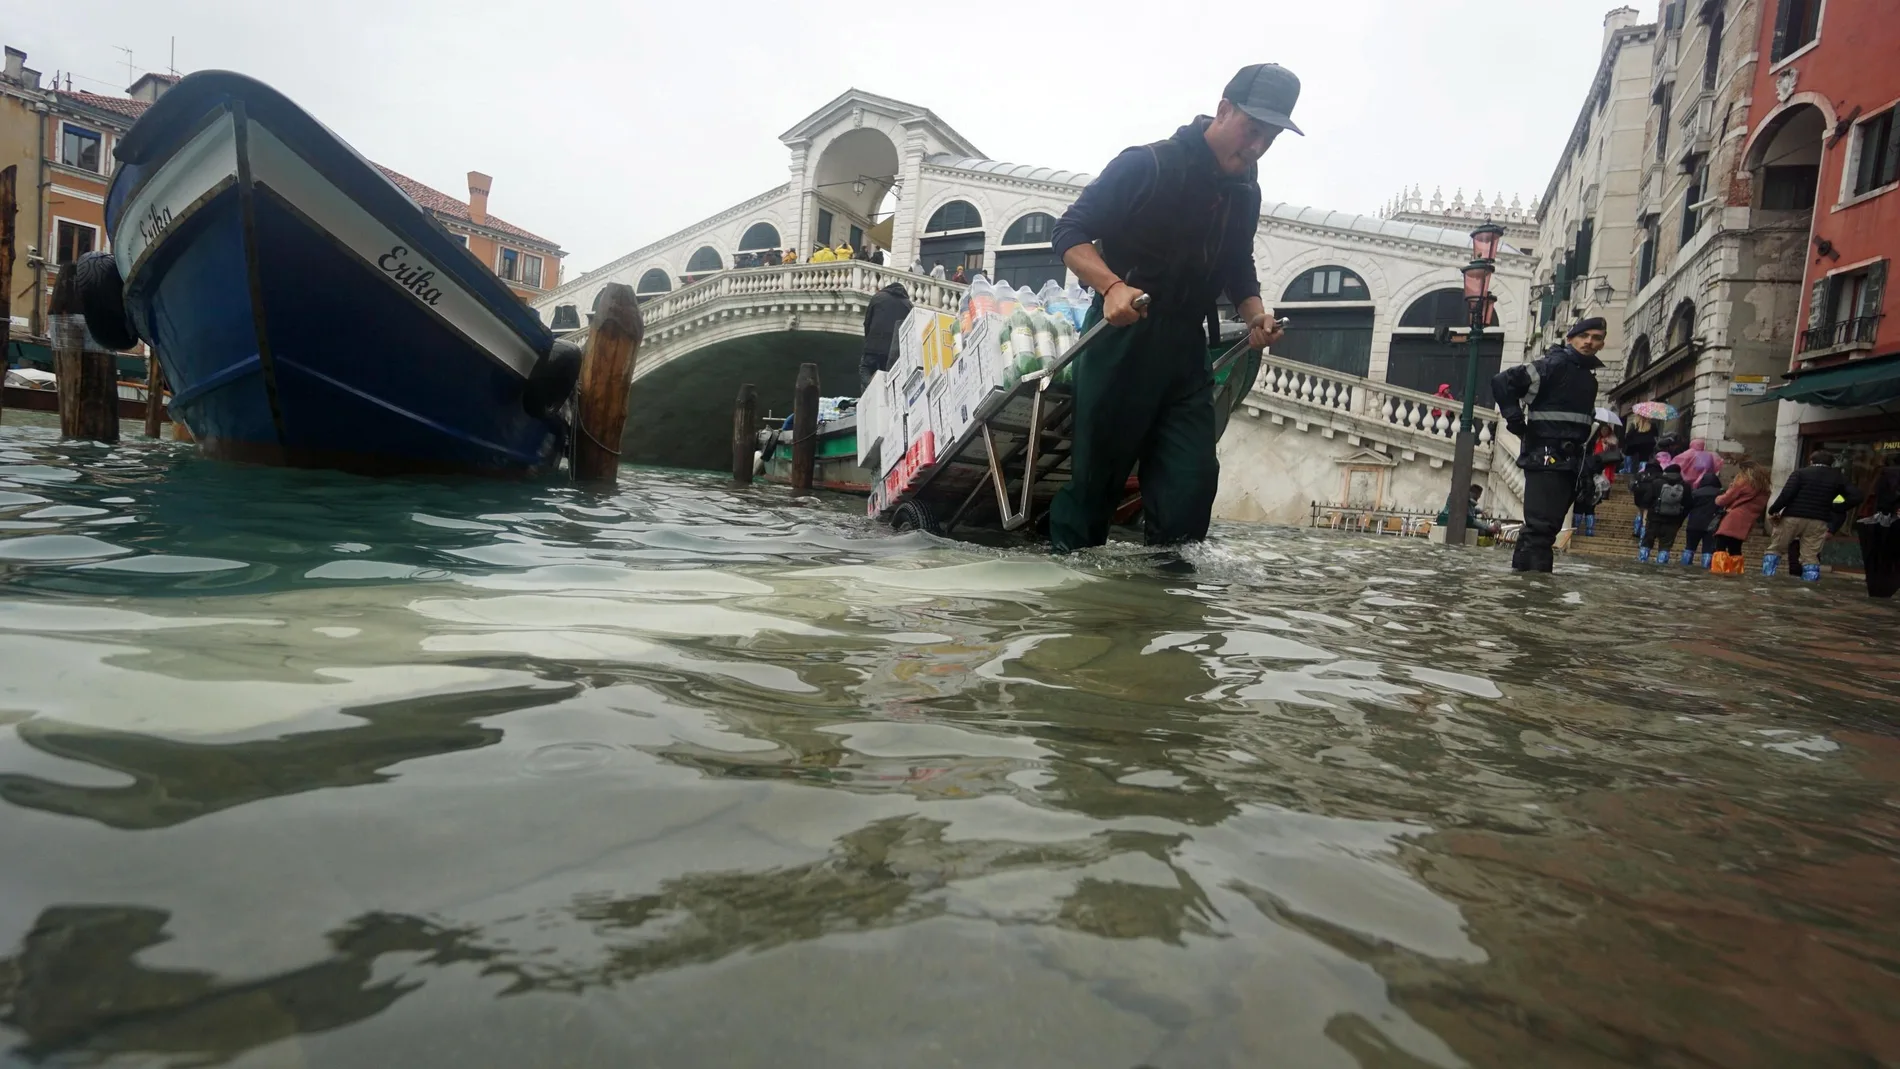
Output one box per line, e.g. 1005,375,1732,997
1491,317,1608,572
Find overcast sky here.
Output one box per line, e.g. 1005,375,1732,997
18,0,1635,274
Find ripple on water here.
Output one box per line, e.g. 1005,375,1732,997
0,430,1895,1069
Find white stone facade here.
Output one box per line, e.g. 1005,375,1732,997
536,89,1532,381
1528,9,1656,381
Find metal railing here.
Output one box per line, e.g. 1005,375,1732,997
1309,502,1440,537
1799,315,1883,354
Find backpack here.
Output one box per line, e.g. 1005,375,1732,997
1654,480,1688,518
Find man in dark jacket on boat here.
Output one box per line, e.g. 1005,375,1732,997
860,282,913,391
1046,64,1297,551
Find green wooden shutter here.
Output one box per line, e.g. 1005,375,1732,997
1540,289,1558,326
1882,115,1900,188
1858,260,1887,320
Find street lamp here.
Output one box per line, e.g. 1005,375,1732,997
1440,221,1507,546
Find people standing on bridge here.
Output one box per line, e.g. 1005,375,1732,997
1044,63,1297,553
835,240,854,261
859,281,912,391
810,244,836,263
1491,317,1607,573
783,247,798,265
951,264,968,285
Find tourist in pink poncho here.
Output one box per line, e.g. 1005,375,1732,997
1675,438,1724,485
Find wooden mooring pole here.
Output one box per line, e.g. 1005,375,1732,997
49,262,118,442
732,382,756,485
790,362,819,496
572,282,643,483
143,353,165,439
0,165,15,426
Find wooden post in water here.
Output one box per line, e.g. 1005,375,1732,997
572,282,643,483
0,165,15,425
50,262,119,442
732,382,756,485
791,362,819,496
143,353,165,438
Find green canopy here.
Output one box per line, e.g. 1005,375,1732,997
1754,355,1900,407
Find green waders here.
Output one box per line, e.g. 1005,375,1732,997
1049,305,1217,552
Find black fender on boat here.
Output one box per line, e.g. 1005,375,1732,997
71,252,141,352
523,339,583,422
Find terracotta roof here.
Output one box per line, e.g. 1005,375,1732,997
375,166,560,251
59,90,150,122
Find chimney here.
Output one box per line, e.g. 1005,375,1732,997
467,171,492,226
1602,6,1640,50
3,47,24,85
127,72,177,103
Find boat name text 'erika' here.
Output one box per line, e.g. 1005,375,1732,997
378,246,444,306
138,203,175,246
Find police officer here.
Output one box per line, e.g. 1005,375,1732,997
1046,64,1298,551
1492,317,1607,572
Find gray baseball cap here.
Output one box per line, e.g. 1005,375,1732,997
1223,63,1304,135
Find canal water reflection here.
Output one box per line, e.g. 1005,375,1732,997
1,424,1896,1068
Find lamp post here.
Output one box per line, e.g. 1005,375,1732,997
1440,222,1505,546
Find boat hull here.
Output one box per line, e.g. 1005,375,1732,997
107,75,563,476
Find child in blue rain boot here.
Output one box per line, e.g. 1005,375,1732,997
1683,471,1723,569
1635,464,1690,565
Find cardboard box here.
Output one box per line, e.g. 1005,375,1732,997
919,313,958,379
857,370,887,471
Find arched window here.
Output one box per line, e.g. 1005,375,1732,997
1665,300,1696,352
635,268,672,295
738,222,781,251
549,304,580,331
925,200,982,233
1282,266,1370,302
995,212,1063,289
1386,289,1505,405
1271,266,1375,377
1002,212,1055,245
1397,287,1497,328
1627,334,1652,374
686,246,724,273
920,200,986,277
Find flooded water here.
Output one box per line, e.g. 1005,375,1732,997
2,424,1897,1069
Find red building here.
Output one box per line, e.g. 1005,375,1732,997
1744,0,1900,494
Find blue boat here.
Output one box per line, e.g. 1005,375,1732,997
102,71,579,475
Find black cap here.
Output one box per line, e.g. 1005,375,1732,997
1223,64,1303,135
1567,316,1607,338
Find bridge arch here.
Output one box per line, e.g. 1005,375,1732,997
920,197,986,276
738,222,782,251
635,267,672,300
995,210,1063,289
810,127,900,252
1386,287,1504,405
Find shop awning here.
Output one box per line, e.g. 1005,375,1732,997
1755,355,1900,407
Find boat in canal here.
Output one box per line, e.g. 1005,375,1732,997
100,71,580,475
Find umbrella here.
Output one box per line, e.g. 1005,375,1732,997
1594,407,1623,427
1631,401,1678,421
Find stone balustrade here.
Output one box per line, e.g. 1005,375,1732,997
1250,353,1501,449
568,263,965,348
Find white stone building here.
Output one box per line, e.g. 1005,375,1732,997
536,89,1534,526
1526,8,1657,381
